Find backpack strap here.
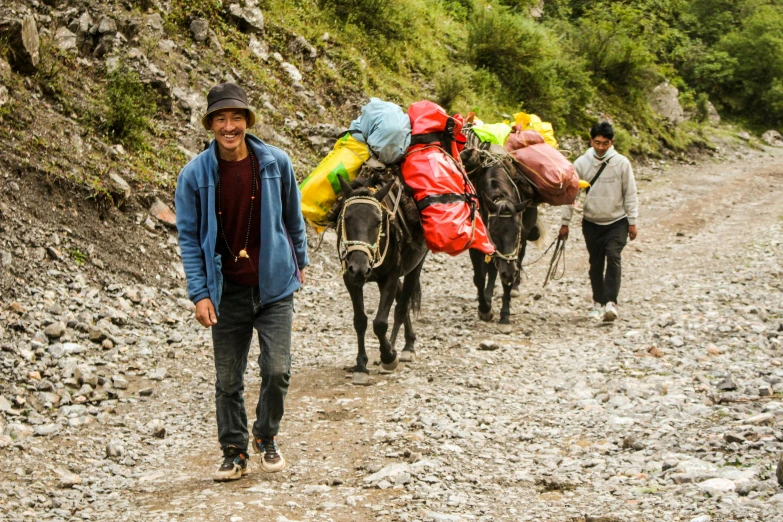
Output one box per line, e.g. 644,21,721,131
585,158,610,195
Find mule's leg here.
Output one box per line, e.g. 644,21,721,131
389,280,404,350
374,275,400,371
470,249,492,321
499,280,513,326
345,278,369,374
397,258,425,361
485,261,499,307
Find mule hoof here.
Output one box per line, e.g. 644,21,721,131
497,323,513,335
399,351,416,363
352,372,371,386
380,353,399,372
478,310,494,322
510,288,520,298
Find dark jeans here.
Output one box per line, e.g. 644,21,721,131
582,218,629,306
212,280,293,455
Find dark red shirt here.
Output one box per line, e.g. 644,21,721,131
215,154,261,286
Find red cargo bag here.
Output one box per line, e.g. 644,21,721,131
401,101,494,256
505,130,579,206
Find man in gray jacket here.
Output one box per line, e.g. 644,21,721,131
559,122,638,322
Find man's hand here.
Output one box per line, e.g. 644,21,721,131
299,268,306,285
629,225,638,241
195,298,217,328
558,225,569,240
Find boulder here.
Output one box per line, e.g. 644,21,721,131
149,198,177,228
0,85,8,108
0,16,40,74
761,130,783,147
55,26,78,53
650,82,685,125
288,35,316,61
227,1,264,33
706,100,720,125
106,172,131,207
249,35,268,61
190,18,209,42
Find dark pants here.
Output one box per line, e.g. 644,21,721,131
212,280,293,455
582,218,629,306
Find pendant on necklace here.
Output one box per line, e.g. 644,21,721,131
239,249,249,259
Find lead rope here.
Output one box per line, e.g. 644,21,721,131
542,237,567,287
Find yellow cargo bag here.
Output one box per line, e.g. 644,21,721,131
300,133,370,231
513,112,558,149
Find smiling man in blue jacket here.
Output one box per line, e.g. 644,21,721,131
175,83,308,481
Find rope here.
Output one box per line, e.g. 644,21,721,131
542,238,567,287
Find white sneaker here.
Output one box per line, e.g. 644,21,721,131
603,302,618,322
588,303,603,320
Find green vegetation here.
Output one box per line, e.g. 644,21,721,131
258,0,782,155
67,248,88,266
102,66,158,150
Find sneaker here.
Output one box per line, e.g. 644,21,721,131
253,436,286,473
588,303,603,320
603,302,618,322
213,450,249,482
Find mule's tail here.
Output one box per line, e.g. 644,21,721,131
531,213,550,250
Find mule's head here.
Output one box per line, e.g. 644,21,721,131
460,148,482,174
338,176,394,284
484,196,529,286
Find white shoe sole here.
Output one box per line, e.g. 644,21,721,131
213,465,248,482
261,456,286,473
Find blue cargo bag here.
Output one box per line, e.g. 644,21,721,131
349,98,412,165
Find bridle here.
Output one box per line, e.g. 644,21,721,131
485,199,522,262
337,183,402,273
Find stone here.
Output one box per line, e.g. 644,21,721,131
697,477,735,496
88,325,107,343
716,375,737,391
44,321,66,339
249,35,268,61
706,101,720,125
5,423,33,441
112,375,128,390
55,468,82,488
761,130,783,147
34,423,61,436
0,16,40,74
0,395,11,412
190,18,209,42
724,432,745,444
288,35,317,60
54,26,77,53
148,367,168,381
649,82,685,125
744,412,774,425
777,453,783,486
149,198,177,228
227,2,264,33
148,419,166,438
107,172,131,207
479,340,499,351
736,131,751,141
689,517,711,522
106,440,124,457
0,85,7,108
281,62,303,84
97,16,117,35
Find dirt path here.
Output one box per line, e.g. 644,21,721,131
2,147,782,522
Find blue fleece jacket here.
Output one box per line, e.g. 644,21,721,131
175,134,309,313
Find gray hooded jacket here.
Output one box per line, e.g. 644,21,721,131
561,146,638,226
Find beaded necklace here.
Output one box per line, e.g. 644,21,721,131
216,148,257,263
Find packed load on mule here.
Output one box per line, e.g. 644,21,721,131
299,98,412,231
504,129,581,206
300,98,494,257
399,100,495,256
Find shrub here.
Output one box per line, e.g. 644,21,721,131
612,127,632,155
467,6,593,128
319,0,415,43
435,73,466,113
103,67,157,150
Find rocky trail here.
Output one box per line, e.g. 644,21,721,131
1,146,783,522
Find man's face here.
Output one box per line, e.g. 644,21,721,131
591,135,613,158
210,109,247,154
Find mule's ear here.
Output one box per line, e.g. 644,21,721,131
514,200,531,214
460,148,478,170
483,197,498,214
373,179,395,202
338,175,353,198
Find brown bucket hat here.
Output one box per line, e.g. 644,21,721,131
201,83,257,131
